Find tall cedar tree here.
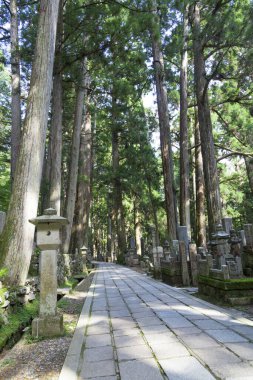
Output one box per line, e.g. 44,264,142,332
150,0,177,241
192,2,222,234
0,0,60,285
10,0,21,183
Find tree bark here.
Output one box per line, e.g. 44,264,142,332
40,144,51,213
151,1,177,242
107,213,112,260
49,0,63,215
195,115,207,248
146,175,159,246
111,96,127,256
74,79,92,250
179,3,191,238
245,157,253,195
10,0,22,183
0,0,60,285
134,202,142,256
62,57,87,254
192,2,222,234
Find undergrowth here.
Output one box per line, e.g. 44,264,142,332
0,299,39,351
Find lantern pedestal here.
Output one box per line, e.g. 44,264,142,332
32,314,63,337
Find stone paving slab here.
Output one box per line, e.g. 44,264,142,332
206,329,249,343
226,342,253,360
117,344,154,361
118,358,164,380
83,346,114,362
151,342,190,360
211,361,253,379
192,347,242,366
159,357,216,380
59,263,253,380
79,360,116,379
192,319,227,330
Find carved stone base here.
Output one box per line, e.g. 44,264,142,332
32,314,63,337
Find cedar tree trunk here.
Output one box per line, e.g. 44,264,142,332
0,0,60,285
151,0,177,241
10,0,22,183
179,3,191,237
192,2,222,234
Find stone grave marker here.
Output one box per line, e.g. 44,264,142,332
177,226,189,258
0,211,6,234
172,240,180,257
179,241,190,286
222,217,233,234
240,230,247,247
189,244,198,286
244,224,253,248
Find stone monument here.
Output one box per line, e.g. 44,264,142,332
222,217,233,234
0,211,6,234
29,208,68,337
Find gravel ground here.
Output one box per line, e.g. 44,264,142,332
0,272,94,380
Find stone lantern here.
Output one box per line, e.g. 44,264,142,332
209,224,230,268
29,208,68,337
80,245,88,273
229,229,242,257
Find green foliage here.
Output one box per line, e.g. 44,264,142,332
116,254,125,265
0,0,253,265
64,320,77,336
24,333,44,344
57,298,71,309
0,267,8,281
0,358,16,368
58,277,78,289
0,299,39,351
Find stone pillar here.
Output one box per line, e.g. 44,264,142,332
172,240,180,258
177,226,189,258
240,230,247,247
207,254,213,269
221,265,230,280
244,224,253,248
0,211,6,234
189,244,198,286
235,256,243,277
222,217,233,234
163,241,172,261
29,208,68,337
179,241,190,286
150,225,157,249
80,245,88,274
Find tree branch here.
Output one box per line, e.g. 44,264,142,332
215,144,253,162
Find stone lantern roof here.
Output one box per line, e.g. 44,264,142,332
29,208,68,226
212,224,229,239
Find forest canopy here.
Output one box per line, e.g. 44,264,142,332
0,0,253,285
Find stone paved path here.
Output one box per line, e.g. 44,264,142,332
59,263,253,380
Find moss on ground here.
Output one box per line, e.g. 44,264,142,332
0,299,39,351
58,277,79,289
198,275,253,290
